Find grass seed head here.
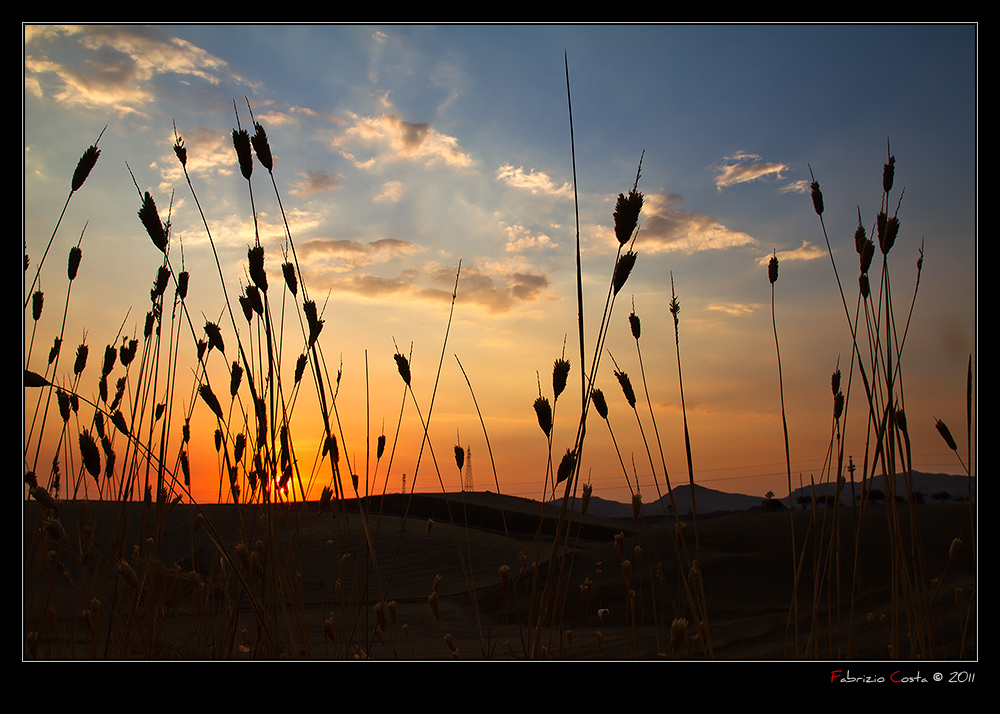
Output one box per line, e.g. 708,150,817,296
230,360,242,396
394,352,411,386
119,338,137,367
294,353,307,384
72,143,101,192
552,357,570,401
533,396,552,437
246,284,263,315
233,127,253,180
860,238,875,274
204,321,225,354
671,617,688,656
614,189,644,245
592,387,608,420
880,215,899,255
556,448,577,485
32,291,43,321
74,342,88,375
48,337,61,365
854,222,867,254
138,192,168,254
810,180,824,216
68,246,82,281
111,410,129,437
79,431,101,480
615,369,636,409
30,484,59,511
303,300,324,347
325,434,340,464
234,433,246,463
768,251,778,284
199,384,224,420
172,133,187,167
251,121,273,172
883,152,895,194
102,344,116,377
281,261,297,297
238,294,253,323
629,309,641,340
612,250,637,296
949,537,963,560
248,245,268,292
894,404,908,436
151,265,170,300
935,418,958,451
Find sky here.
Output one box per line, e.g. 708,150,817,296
22,23,977,507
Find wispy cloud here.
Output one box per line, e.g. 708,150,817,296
429,264,551,313
501,221,559,253
309,259,550,315
298,237,424,272
706,302,762,316
335,112,474,170
373,180,403,202
714,152,788,190
634,193,756,254
496,164,573,199
779,179,811,195
291,169,341,196
756,240,826,266
24,25,251,117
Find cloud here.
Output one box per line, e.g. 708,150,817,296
706,302,762,316
312,260,550,314
714,152,788,190
155,126,236,190
373,180,403,202
501,222,558,253
756,240,826,266
496,164,573,199
24,25,250,116
298,237,423,271
291,170,341,196
447,266,550,313
780,179,811,195
633,193,756,254
335,112,474,169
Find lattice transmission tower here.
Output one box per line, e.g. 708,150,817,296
464,447,473,492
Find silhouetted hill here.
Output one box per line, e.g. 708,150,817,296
555,470,973,519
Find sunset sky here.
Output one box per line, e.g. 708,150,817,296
23,24,977,506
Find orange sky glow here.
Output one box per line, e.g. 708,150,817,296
23,24,977,508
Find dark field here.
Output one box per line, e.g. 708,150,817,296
23,492,976,661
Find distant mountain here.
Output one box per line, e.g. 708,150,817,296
556,471,973,519
789,471,975,506
557,483,766,520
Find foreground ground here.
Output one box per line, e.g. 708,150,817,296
23,491,976,661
